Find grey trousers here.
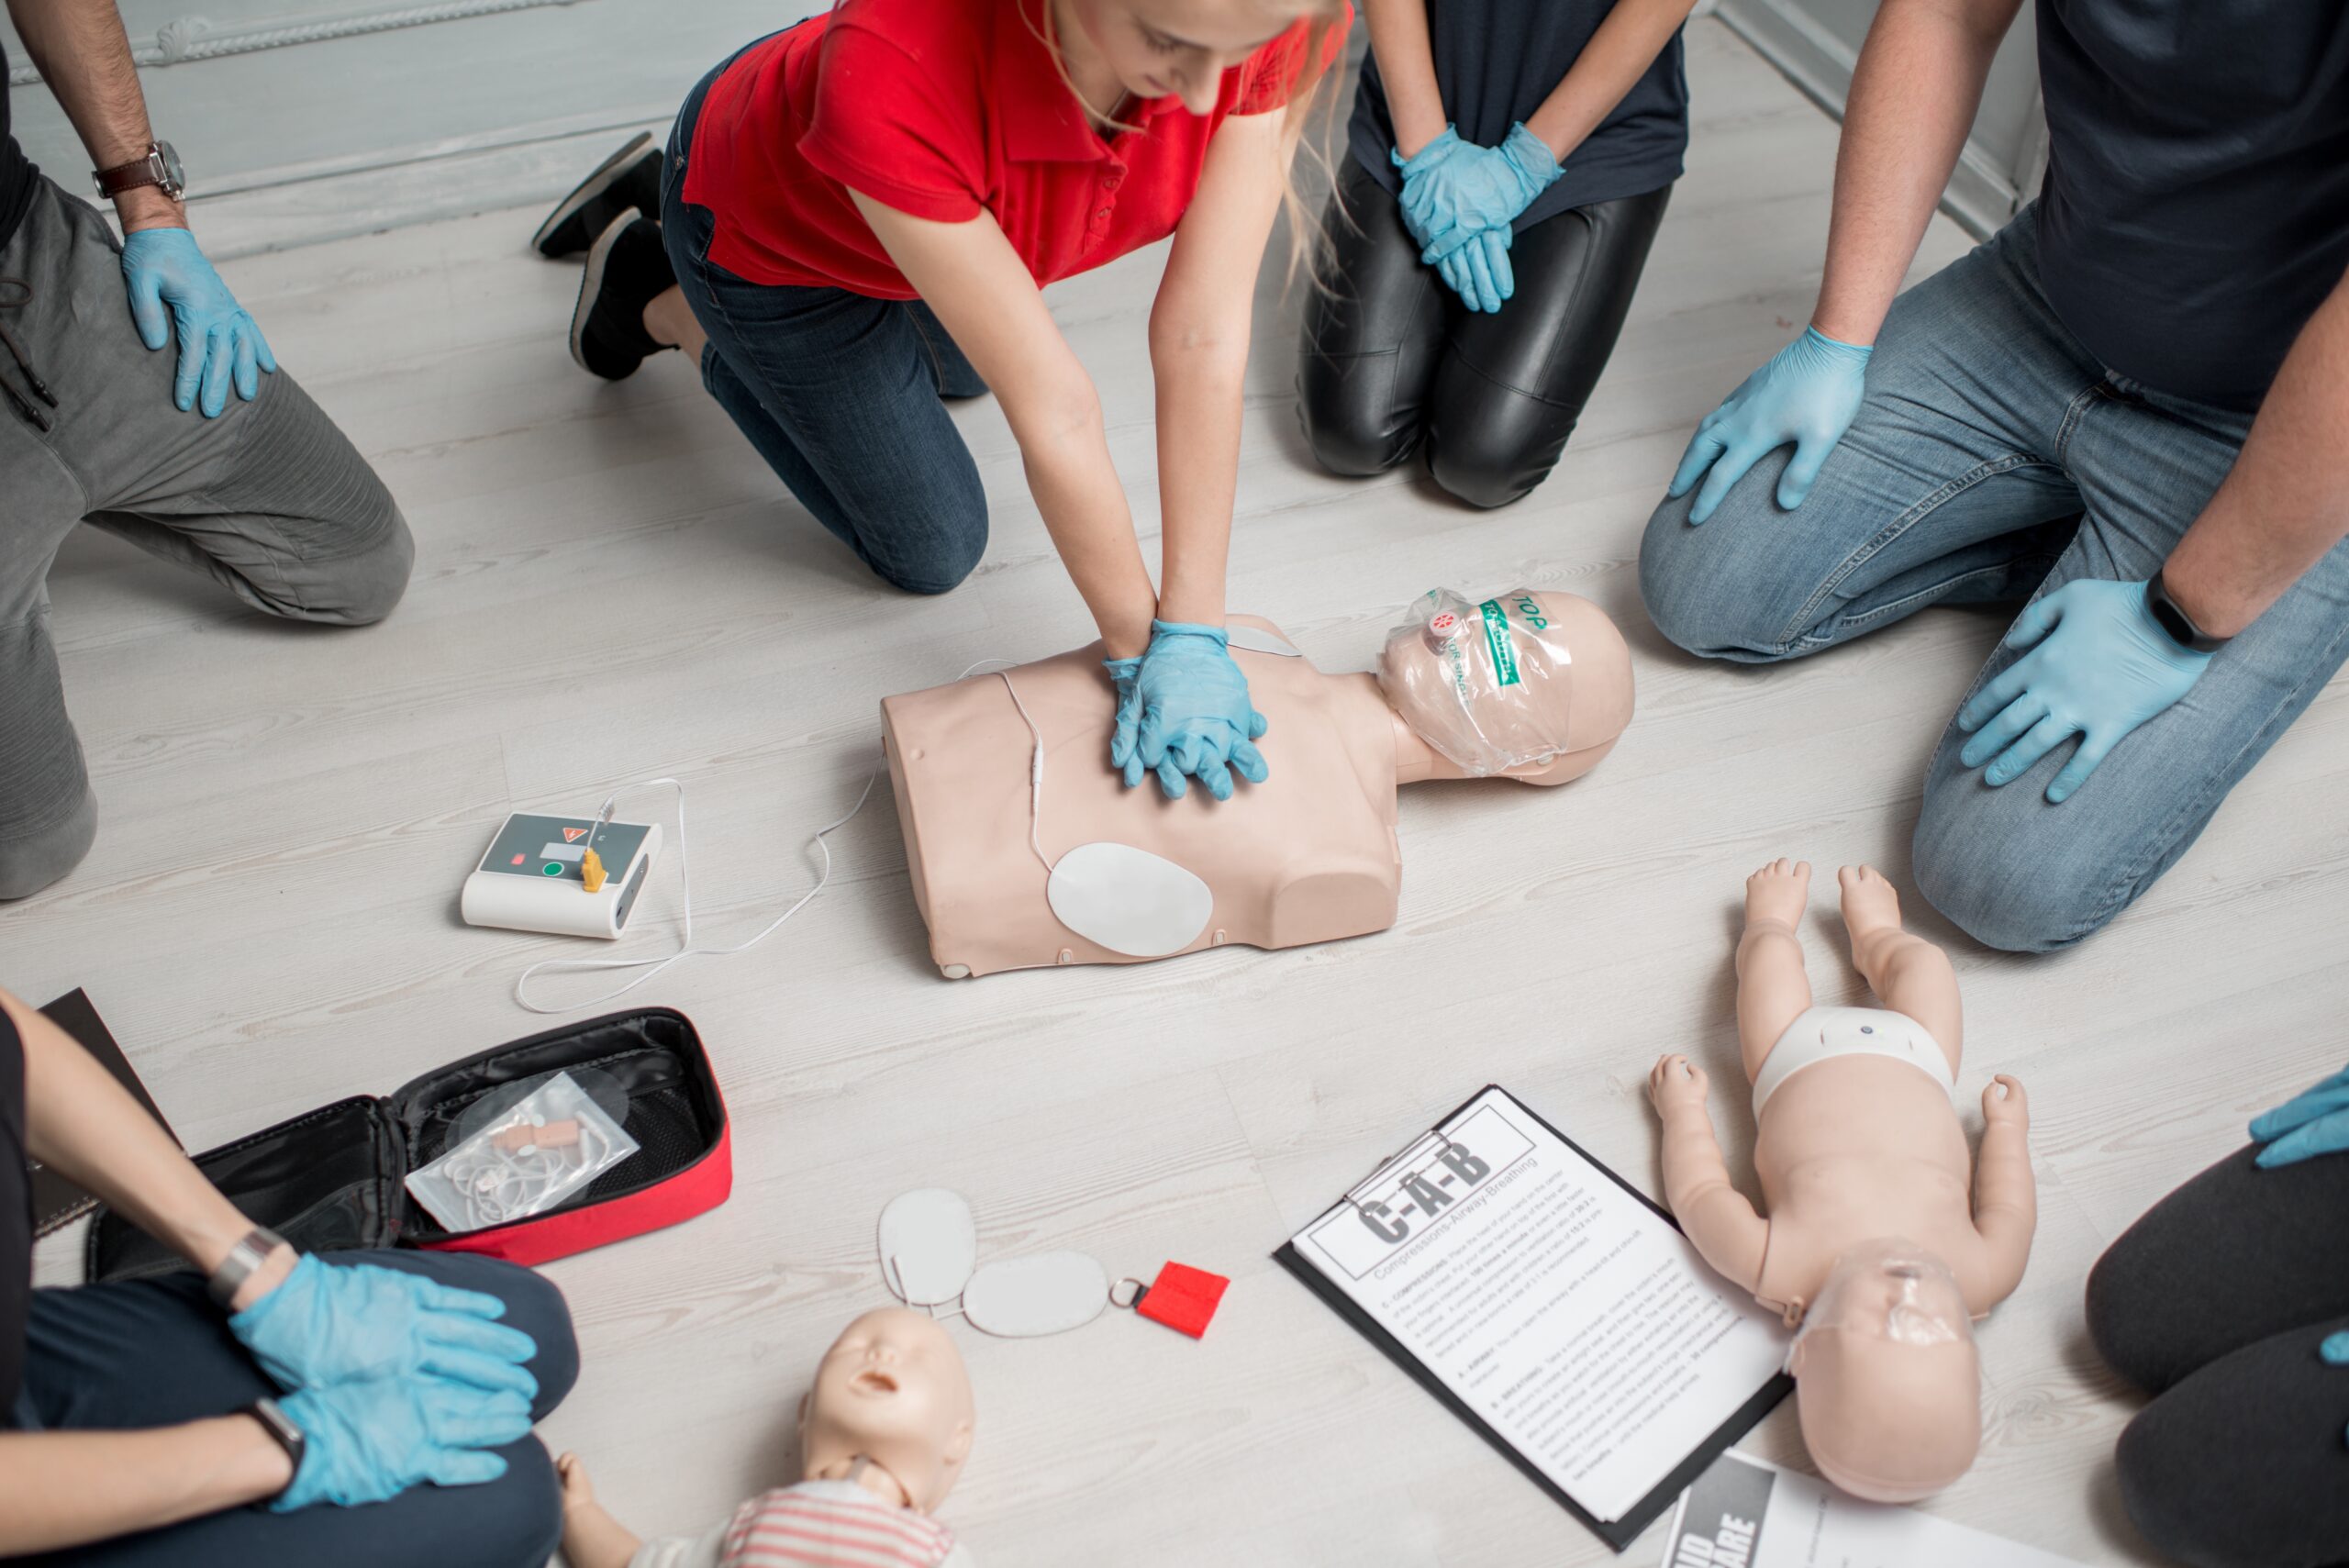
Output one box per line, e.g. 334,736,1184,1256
0,178,411,899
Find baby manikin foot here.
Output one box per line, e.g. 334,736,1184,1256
1837,863,1907,947
1745,858,1811,930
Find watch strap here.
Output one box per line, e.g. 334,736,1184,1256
207,1226,287,1308
245,1397,306,1501
2144,573,2230,654
92,143,176,199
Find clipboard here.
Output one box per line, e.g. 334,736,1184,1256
1274,1084,1791,1551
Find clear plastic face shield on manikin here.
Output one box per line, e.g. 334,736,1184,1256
1377,588,1575,776
1787,1238,1984,1502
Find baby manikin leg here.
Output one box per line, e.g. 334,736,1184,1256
1838,864,1963,1073
1736,858,1815,1082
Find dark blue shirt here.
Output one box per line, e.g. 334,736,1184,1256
1,42,33,252
2034,1,2349,409
1347,0,1688,231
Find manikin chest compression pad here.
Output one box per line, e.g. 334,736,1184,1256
1044,841,1216,958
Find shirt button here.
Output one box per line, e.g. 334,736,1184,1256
1097,207,1111,218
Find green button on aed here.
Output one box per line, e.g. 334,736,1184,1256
542,862,563,876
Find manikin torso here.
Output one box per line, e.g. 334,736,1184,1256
880,597,1632,978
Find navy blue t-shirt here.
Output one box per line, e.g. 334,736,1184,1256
1348,0,1687,231
2034,1,2349,409
0,42,35,252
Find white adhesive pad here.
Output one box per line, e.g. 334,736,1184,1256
1047,842,1213,958
1227,625,1304,658
963,1251,1110,1338
877,1188,978,1307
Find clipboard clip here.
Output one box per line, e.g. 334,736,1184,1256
1340,1123,1468,1218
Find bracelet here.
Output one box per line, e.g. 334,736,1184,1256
244,1397,306,1502
207,1226,288,1308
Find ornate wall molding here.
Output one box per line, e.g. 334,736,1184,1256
8,0,586,84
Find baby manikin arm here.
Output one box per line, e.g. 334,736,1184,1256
1967,1078,2037,1308
1658,1098,1770,1292
626,1521,728,1568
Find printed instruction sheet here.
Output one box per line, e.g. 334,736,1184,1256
1286,1086,1789,1524
1663,1451,2089,1567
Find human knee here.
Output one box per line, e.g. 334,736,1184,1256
0,787,97,901
314,499,415,627
2112,1400,2282,1568
488,1265,581,1419
1636,486,1804,660
2084,1241,2170,1395
871,509,986,596
1296,374,1414,479
456,1438,564,1568
1910,790,2110,953
1427,431,1545,510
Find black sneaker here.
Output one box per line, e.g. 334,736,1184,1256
533,131,665,258
570,210,676,381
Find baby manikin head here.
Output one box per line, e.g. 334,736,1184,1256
1377,588,1633,782
1787,1240,1981,1502
800,1308,976,1513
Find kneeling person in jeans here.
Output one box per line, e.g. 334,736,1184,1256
0,986,579,1566
1,0,412,902
1637,0,2349,953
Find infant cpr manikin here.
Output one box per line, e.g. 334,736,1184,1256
879,590,1633,977
1648,861,2037,1501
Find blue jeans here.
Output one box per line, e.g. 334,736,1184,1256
660,50,989,595
13,1251,578,1567
1638,210,2349,953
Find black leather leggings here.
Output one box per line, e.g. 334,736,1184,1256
1297,157,1670,508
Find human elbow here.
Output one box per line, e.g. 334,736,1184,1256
1009,379,1105,452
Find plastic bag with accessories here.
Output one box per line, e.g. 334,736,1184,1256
404,1069,640,1233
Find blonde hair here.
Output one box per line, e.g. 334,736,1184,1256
1027,0,1349,282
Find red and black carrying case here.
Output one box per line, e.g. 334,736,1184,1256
88,1006,729,1281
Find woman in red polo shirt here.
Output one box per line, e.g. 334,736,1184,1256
544,0,1345,801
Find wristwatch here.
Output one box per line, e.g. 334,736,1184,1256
92,140,184,202
206,1225,288,1308
244,1397,306,1500
2144,572,2231,653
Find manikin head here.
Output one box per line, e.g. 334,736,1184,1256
1378,589,1635,784
799,1309,976,1514
1787,1240,1982,1502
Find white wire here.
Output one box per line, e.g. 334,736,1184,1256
515,757,884,1015
993,671,1054,874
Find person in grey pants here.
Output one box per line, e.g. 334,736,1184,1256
0,0,410,902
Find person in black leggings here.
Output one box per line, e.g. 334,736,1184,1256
1296,0,1695,508
2086,1062,2349,1568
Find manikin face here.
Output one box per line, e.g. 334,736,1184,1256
800,1309,976,1513
1787,1241,1982,1502
1059,0,1317,115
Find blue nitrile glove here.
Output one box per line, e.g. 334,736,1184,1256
231,1255,539,1398
1668,326,1873,524
118,226,276,417
1105,654,1142,775
1392,124,1560,314
1954,578,2211,804
273,1377,531,1511
1125,620,1270,802
2321,1331,2349,1445
2250,1062,2349,1169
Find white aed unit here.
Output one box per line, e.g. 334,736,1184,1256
461,812,662,940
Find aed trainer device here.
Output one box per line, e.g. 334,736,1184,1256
462,813,662,940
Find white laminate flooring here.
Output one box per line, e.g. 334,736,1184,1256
16,20,2345,1568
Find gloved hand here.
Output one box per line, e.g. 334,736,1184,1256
118,226,276,417
274,1376,531,1511
231,1255,539,1398
2250,1062,2349,1168
1124,621,1270,802
1667,326,1873,524
1955,578,2211,804
1104,654,1142,778
1392,124,1560,314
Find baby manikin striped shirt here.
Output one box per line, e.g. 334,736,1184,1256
719,1482,962,1568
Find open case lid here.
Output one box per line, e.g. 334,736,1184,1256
87,1007,729,1281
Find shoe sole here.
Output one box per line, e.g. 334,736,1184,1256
533,130,655,257
570,206,643,375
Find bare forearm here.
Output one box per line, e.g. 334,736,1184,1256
2165,269,2349,638
1811,0,2018,344
5,0,183,231
1972,1123,2036,1232
1365,0,1446,157
0,1418,291,1552
3,990,287,1303
1150,338,1247,628
1522,0,1698,163
1017,411,1159,658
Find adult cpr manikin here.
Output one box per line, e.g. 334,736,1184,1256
1648,861,2037,1501
880,590,1633,977
558,1307,980,1568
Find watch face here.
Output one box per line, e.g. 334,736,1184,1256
155,141,184,196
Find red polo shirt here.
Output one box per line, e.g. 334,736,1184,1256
680,0,1344,299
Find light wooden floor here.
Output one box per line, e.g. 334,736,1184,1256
17,20,2346,1566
